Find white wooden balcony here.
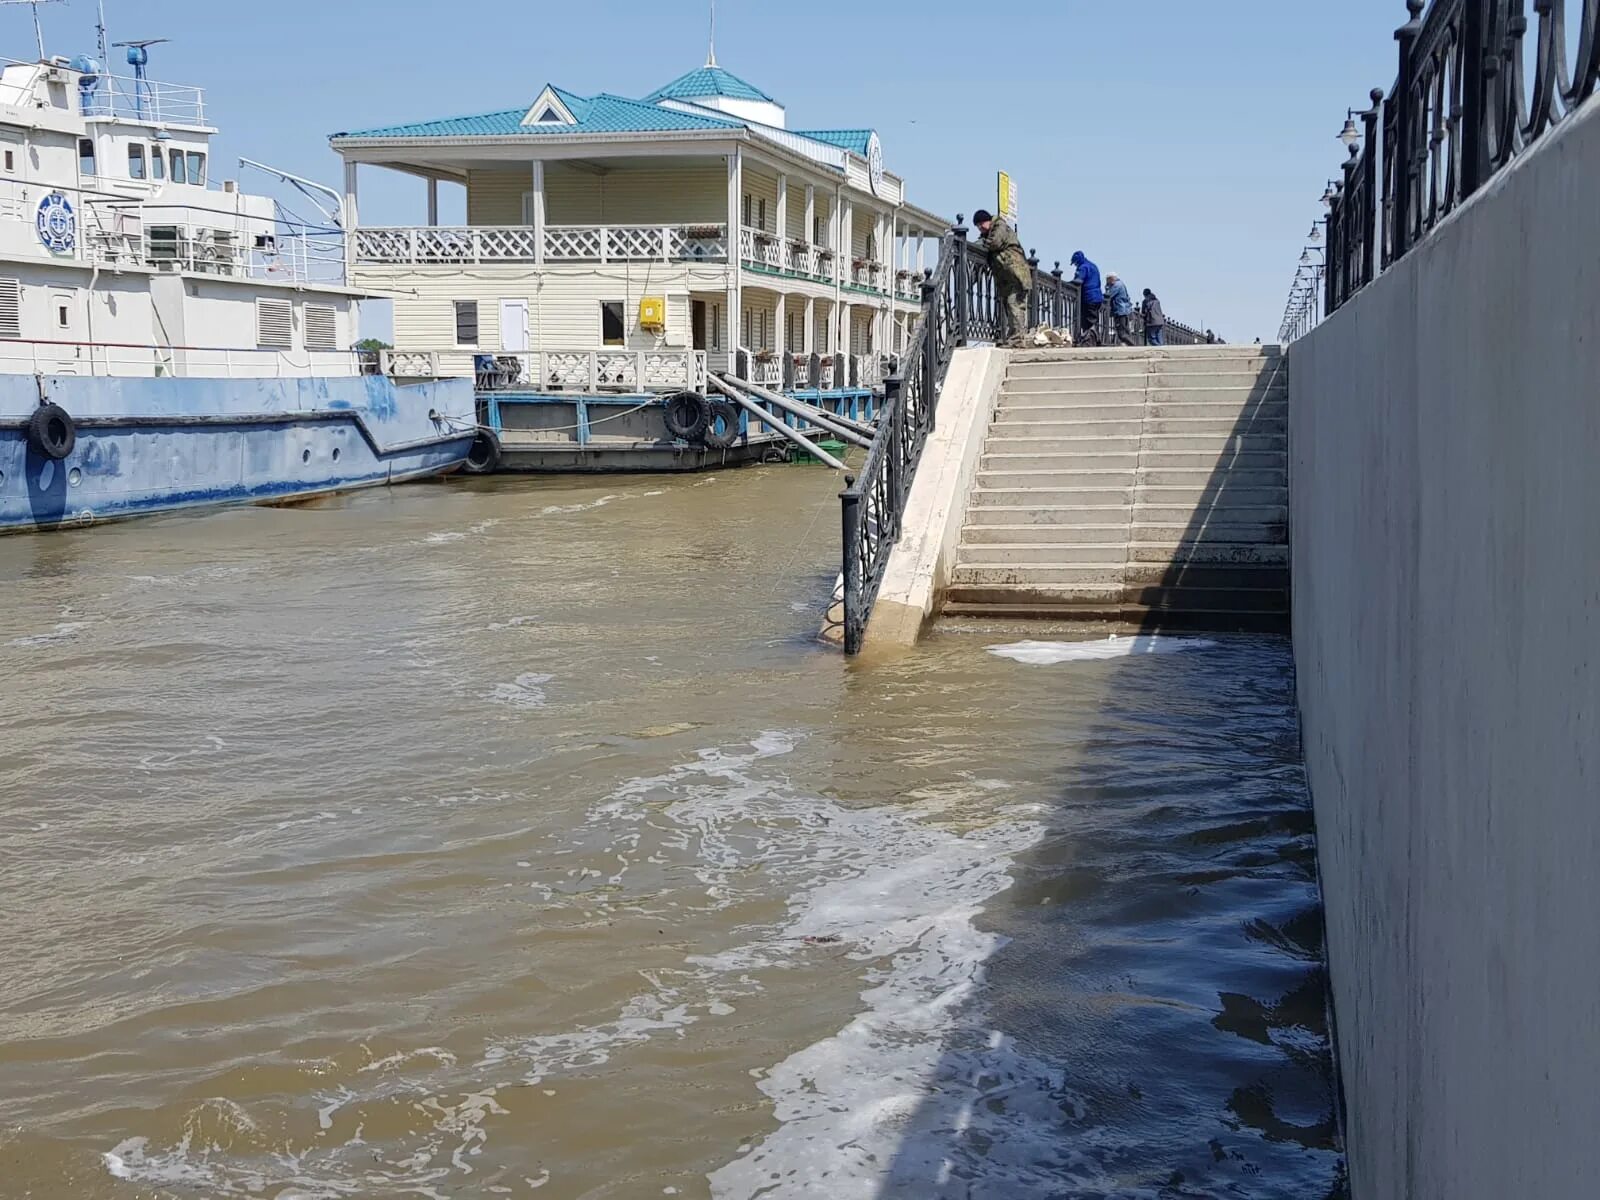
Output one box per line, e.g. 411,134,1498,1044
353,224,729,266
380,348,708,393
739,226,835,283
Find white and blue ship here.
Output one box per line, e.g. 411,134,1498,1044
0,25,476,533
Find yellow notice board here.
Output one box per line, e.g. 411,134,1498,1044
998,171,1019,223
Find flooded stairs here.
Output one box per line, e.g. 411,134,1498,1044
945,346,1289,629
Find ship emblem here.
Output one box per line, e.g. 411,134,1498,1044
36,192,76,254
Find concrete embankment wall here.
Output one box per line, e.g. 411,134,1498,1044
1290,98,1600,1199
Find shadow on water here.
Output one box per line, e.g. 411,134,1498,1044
874,349,1342,1197
872,636,1347,1198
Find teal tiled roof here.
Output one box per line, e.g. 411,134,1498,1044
335,89,741,140
644,65,776,104
797,129,873,155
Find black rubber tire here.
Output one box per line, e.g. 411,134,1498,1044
462,429,502,475
663,391,711,442
26,403,75,460
702,399,741,449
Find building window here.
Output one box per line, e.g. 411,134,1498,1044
742,194,767,231
813,213,824,246
3,149,14,173
711,303,721,351
150,145,164,180
0,277,19,339
788,311,801,351
56,301,69,328
187,151,206,187
78,138,95,176
601,301,626,347
741,308,751,348
257,298,293,349
169,149,186,184
128,143,145,180
304,304,338,351
454,300,479,346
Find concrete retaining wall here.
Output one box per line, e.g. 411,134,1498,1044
1290,98,1600,1199
862,347,1005,650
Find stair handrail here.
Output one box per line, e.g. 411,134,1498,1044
839,220,1081,653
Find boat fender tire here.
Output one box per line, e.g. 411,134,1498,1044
702,399,741,449
463,429,502,474
663,391,711,442
27,403,75,461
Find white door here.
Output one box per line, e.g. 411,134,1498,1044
499,299,528,352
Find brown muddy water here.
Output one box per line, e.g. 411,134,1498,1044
0,468,1345,1199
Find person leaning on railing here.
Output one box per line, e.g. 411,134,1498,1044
1141,289,1166,346
1106,274,1136,346
973,209,1032,346
1071,251,1105,346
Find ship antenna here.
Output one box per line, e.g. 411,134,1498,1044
97,0,109,66
0,0,66,61
706,0,716,67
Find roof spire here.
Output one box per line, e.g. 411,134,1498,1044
706,0,717,67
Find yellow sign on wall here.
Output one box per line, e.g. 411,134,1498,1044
998,171,1019,224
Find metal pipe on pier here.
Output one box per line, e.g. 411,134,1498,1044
716,374,875,447
705,376,848,471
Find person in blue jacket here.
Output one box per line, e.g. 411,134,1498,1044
1071,250,1104,345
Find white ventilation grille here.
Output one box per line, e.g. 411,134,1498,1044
257,298,293,349
304,303,338,351
0,278,19,339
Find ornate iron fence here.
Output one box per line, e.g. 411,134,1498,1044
837,221,1203,653
1328,0,1600,313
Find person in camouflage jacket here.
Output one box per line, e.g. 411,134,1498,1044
974,209,1032,344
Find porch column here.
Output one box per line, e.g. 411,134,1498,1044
775,173,788,245
775,293,787,360
840,301,852,358
530,160,546,266
841,202,854,288
804,184,815,250
804,296,815,354
426,178,439,226
342,160,359,274
727,150,742,355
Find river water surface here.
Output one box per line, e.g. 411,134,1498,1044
0,469,1345,1199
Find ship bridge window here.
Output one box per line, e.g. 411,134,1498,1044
78,138,96,177
187,152,207,187
150,145,164,180
169,149,185,184
128,144,145,180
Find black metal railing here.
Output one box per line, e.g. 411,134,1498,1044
837,221,1205,653
1327,0,1600,314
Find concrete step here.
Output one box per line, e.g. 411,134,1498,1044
966,504,1134,527
1134,467,1286,488
972,486,1135,508
945,580,1289,614
1148,372,1287,391
1131,521,1286,543
952,564,1128,588
1134,484,1289,506
1147,401,1288,421
991,418,1145,438
1133,504,1287,525
956,542,1129,566
1128,542,1288,565
961,522,1131,544
1121,563,1290,589
984,437,1143,455
1000,382,1148,401
981,451,1141,472
1147,417,1286,436
1006,358,1152,379
1140,433,1287,453
1133,450,1286,470
998,377,1152,396
978,469,1137,491
939,599,1290,633
994,403,1148,423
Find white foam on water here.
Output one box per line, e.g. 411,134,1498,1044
483,673,554,710
540,494,621,516
7,621,90,647
986,635,1217,665
422,518,501,545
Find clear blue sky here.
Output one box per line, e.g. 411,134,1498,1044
14,0,1409,340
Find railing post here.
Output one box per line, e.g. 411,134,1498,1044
1392,0,1425,257
920,270,938,432
950,218,970,345
1459,0,1487,197
1051,262,1065,328
840,475,862,654
1362,89,1383,286
1026,249,1041,330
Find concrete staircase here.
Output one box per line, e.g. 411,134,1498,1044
945,346,1289,629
